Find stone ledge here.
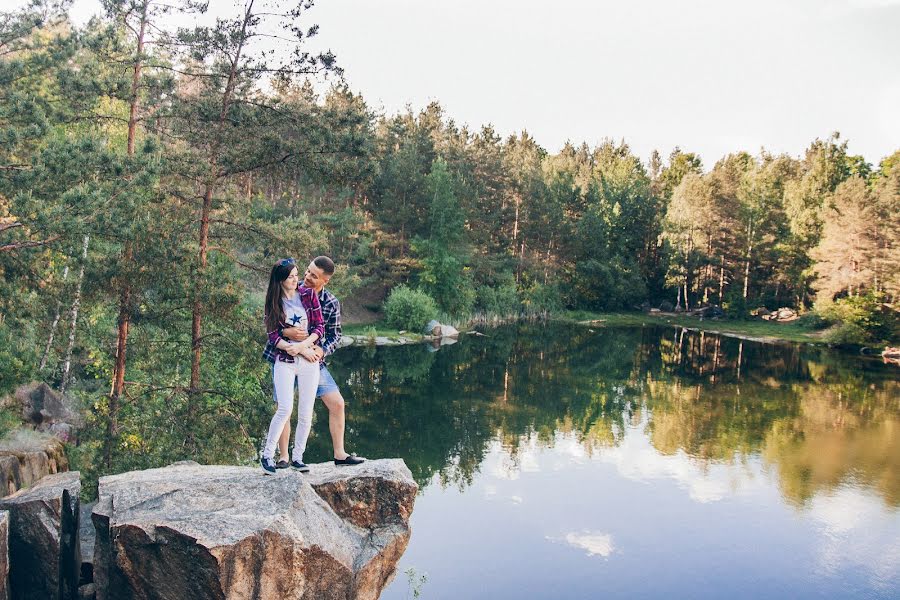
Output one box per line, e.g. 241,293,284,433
93,459,417,600
0,471,81,600
0,430,69,498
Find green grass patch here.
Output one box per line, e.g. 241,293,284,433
344,323,405,336
345,311,827,346
342,322,428,341
0,406,20,440
560,311,825,344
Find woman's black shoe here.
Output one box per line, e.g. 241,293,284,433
275,460,289,469
334,453,366,466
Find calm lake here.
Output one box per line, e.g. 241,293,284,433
304,324,899,600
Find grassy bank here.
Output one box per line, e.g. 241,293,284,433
559,311,826,344
341,323,428,342
344,311,828,345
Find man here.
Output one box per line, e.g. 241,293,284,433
278,256,365,466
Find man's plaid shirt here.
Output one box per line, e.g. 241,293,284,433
263,286,341,364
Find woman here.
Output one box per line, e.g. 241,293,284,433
260,258,324,475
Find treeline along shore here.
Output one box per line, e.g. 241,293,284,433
1,2,898,490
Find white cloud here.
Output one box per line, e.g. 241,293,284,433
807,487,900,588
520,450,541,473
555,434,589,460
555,531,616,558
597,419,762,504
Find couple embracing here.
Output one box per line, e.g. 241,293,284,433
260,256,365,475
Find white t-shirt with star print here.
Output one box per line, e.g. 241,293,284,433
281,292,308,333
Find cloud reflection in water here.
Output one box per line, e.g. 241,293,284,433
551,531,616,558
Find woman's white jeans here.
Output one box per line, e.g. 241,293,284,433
263,358,320,461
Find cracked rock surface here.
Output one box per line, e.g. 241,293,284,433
0,431,69,497
93,459,416,600
0,471,81,600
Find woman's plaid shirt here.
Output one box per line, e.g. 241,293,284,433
262,285,324,364
262,287,340,364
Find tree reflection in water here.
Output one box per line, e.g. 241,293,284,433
312,323,898,507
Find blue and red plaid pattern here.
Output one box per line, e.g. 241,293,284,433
262,285,324,364
317,288,342,359
262,287,342,364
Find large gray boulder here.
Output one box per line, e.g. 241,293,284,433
0,471,81,600
93,459,417,600
13,383,76,427
0,430,69,496
8,384,80,445
423,320,458,338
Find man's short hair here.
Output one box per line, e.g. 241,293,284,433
313,255,335,276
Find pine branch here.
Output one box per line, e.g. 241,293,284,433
217,148,357,178
0,235,60,252
207,244,268,273
0,220,23,234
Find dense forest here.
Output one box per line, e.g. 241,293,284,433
1,2,898,474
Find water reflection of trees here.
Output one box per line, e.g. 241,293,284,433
323,324,899,507
762,381,899,506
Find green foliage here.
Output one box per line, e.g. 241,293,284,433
383,285,439,331
1,0,898,508
413,159,474,315
574,257,647,311
819,293,899,346
477,279,520,316
415,241,475,315
0,406,20,440
822,322,869,347
878,150,900,178
0,320,38,397
521,282,562,315
659,148,703,198
796,312,831,330
722,287,749,319
404,567,428,600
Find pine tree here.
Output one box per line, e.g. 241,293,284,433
811,176,876,301
162,0,340,418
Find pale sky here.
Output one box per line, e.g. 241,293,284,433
22,0,900,168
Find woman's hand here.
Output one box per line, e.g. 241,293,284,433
284,343,304,357
299,346,319,363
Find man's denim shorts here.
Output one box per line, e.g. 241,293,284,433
316,365,340,397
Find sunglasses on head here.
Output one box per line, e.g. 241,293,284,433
278,258,295,267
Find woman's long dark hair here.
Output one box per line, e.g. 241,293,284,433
264,259,296,332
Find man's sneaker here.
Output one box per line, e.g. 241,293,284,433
290,460,310,473
275,460,289,470
334,453,366,466
260,456,277,476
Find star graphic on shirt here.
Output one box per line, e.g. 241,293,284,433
289,314,302,325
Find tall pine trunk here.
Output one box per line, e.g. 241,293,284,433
107,5,148,467
718,255,726,304
189,1,253,411
743,217,754,301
